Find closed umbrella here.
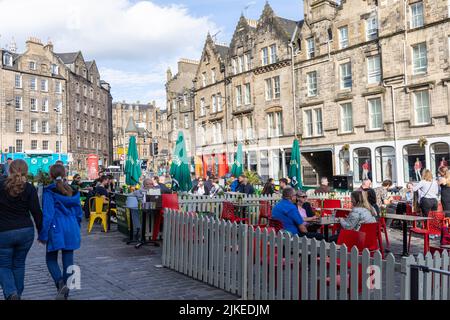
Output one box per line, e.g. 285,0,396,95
170,131,192,192
124,136,141,186
231,143,244,177
289,139,303,190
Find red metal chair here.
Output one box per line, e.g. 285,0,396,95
253,201,272,228
337,229,367,251
220,201,249,224
268,218,284,234
379,217,390,250
309,198,322,210
359,222,384,258
408,211,446,255
322,199,342,216
331,209,351,235
153,194,180,241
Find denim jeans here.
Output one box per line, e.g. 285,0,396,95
45,250,74,288
0,227,35,299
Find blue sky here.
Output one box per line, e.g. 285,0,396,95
0,0,303,108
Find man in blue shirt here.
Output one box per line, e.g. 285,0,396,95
272,187,307,236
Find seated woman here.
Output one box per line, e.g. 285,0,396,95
329,191,377,242
296,190,321,233
271,187,324,241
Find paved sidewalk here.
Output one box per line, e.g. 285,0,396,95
1,222,238,300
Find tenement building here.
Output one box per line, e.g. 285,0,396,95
166,58,199,167
55,51,112,172
0,38,69,175
292,0,450,188
112,101,168,172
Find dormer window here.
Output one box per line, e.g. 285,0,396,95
3,53,13,67
51,64,59,75
29,61,37,71
307,38,315,59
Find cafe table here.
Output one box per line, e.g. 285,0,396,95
314,216,339,242
384,214,431,256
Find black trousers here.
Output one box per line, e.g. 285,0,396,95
420,198,438,217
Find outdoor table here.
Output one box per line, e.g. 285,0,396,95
313,217,339,242
135,204,161,249
440,245,450,250
384,214,431,256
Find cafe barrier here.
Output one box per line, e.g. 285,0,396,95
162,210,450,300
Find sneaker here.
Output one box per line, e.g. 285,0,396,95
6,293,20,300
55,280,69,300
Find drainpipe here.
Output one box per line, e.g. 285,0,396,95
289,42,298,139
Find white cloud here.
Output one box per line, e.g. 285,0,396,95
0,0,218,103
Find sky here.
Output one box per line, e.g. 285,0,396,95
0,0,303,108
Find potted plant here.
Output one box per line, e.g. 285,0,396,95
342,144,350,151
418,137,428,148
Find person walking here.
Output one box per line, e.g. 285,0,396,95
413,169,439,217
38,164,83,300
0,160,42,300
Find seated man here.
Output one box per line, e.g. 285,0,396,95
272,187,324,241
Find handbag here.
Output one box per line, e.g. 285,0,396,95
441,226,450,246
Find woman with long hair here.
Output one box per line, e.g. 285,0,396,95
413,169,439,217
0,160,42,300
261,178,275,196
439,170,450,216
38,164,82,300
337,191,377,231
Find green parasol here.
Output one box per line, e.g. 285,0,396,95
289,139,303,190
124,136,141,186
230,143,244,177
170,131,192,192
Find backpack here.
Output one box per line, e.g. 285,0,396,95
441,227,450,246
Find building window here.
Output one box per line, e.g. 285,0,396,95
83,86,87,97
236,86,242,106
31,120,38,133
84,120,88,131
265,79,273,101
55,81,62,94
172,99,177,112
217,94,222,111
51,64,59,75
268,112,283,138
262,47,269,66
270,44,277,64
341,103,353,133
202,72,207,87
232,58,238,74
246,117,253,140
42,121,49,134
41,79,48,92
30,98,37,112
366,16,378,40
42,98,49,112
339,150,351,175
239,56,244,73
414,90,431,125
84,103,88,114
307,38,315,59
29,61,36,71
304,108,323,137
76,119,80,130
15,74,22,88
84,137,88,148
30,77,37,91
56,141,61,153
31,140,38,150
244,83,251,105
3,53,13,66
339,26,349,49
245,53,252,71
211,68,216,83
274,76,281,99
15,96,22,110
183,94,188,107
184,115,189,129
16,140,23,153
431,143,450,177
403,144,426,182
340,62,352,89
353,148,372,183
42,141,49,151
76,83,80,94
412,42,427,74
368,98,383,130
213,122,223,144
15,119,23,133
367,55,381,84
56,101,63,113
77,136,81,148
375,147,396,183
307,71,318,97
200,98,206,116
236,118,243,142
57,122,63,135
410,2,424,28
212,95,217,113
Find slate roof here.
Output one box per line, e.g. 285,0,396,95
215,44,229,60
54,52,79,64
275,17,302,38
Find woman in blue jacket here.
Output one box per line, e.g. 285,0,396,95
38,164,82,300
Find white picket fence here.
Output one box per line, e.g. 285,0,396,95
162,210,450,300
178,194,281,225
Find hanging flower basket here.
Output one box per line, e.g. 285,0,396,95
342,144,350,152
418,137,428,148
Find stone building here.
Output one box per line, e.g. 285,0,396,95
0,38,69,174
112,101,168,171
292,0,450,187
166,58,199,164
55,50,112,173
193,35,229,177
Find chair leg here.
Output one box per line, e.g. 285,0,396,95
102,216,108,233
88,216,94,233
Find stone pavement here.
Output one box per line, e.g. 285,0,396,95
1,222,238,300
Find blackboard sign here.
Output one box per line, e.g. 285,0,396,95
115,193,131,237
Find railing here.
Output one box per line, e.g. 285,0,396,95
162,210,410,300
178,194,281,225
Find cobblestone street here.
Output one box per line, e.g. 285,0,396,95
2,222,238,301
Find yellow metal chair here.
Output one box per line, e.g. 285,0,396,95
88,196,110,233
